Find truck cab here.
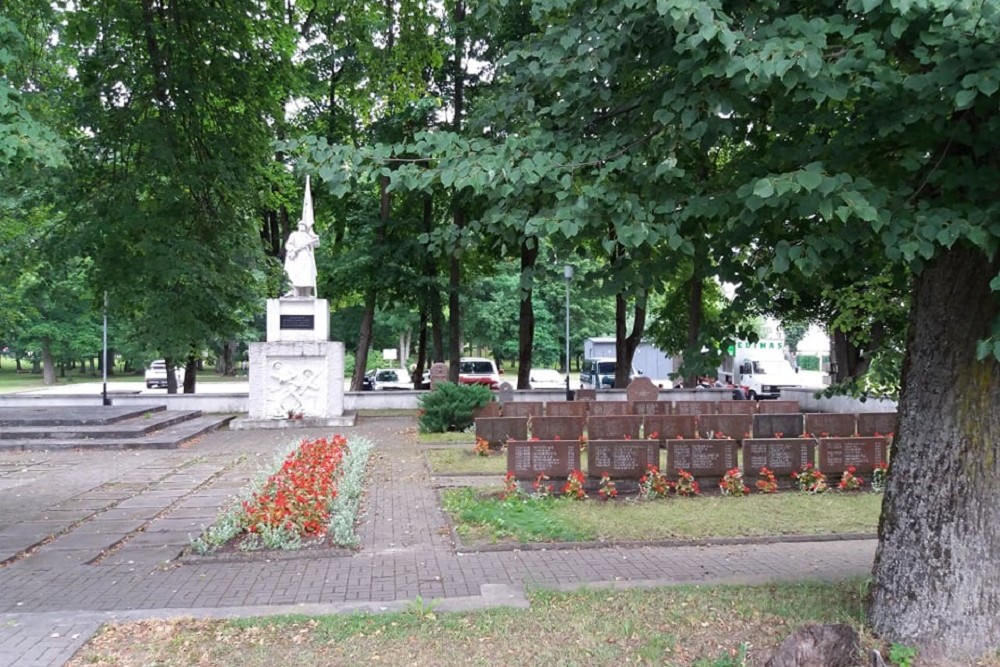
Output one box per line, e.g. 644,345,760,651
736,358,801,400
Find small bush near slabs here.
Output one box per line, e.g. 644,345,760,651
417,382,493,433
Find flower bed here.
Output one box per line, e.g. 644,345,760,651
191,434,372,554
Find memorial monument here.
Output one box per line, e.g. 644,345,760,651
234,176,353,428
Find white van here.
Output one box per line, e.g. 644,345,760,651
580,358,637,390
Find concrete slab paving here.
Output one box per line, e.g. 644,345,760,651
0,415,878,667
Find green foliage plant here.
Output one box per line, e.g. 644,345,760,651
417,381,493,433
888,643,917,667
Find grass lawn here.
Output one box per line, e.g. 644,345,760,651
67,581,887,667
442,488,883,545
420,431,477,445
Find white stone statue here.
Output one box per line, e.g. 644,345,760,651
284,176,320,298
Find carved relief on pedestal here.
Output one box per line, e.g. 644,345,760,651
264,359,326,418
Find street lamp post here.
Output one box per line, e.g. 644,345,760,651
101,291,110,406
564,265,573,400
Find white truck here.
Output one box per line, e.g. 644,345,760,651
721,339,803,400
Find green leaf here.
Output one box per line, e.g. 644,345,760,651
955,88,977,108
753,178,775,198
796,170,823,192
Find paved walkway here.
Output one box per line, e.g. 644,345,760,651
0,416,877,667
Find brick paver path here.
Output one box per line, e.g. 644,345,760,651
0,416,876,666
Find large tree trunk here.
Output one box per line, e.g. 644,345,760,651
448,225,462,383
353,297,376,390
516,239,538,389
40,337,56,385
183,354,196,394
165,355,178,394
868,245,1000,659
685,269,704,388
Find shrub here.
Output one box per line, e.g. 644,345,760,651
418,381,494,433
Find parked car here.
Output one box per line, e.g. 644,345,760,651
362,368,412,391
528,368,567,390
458,357,501,389
579,357,638,390
144,360,185,389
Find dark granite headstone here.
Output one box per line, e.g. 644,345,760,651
752,413,805,438
743,438,816,487
642,415,698,440
497,381,515,404
713,401,758,415
587,415,644,440
475,417,528,446
626,377,660,403
804,413,857,438
530,416,586,441
508,440,582,479
574,389,597,401
672,400,717,416
587,440,658,478
666,439,738,479
757,400,800,414
501,401,544,418
630,400,671,416
472,402,501,419
545,401,589,418
856,412,898,437
429,362,449,389
697,414,753,441
817,437,886,475
588,401,631,416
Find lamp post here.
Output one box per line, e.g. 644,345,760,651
101,291,110,406
564,265,573,400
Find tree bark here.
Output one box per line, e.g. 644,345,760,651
41,337,56,385
165,355,178,394
685,270,703,387
183,354,196,394
516,239,538,389
352,175,390,391
448,218,462,382
868,244,1000,659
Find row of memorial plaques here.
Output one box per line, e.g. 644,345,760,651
476,399,809,418
506,436,891,482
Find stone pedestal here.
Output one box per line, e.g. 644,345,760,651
266,298,330,342
232,298,354,429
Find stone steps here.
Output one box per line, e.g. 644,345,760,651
0,411,233,451
0,410,203,440
0,405,166,427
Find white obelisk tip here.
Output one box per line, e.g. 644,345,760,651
301,175,315,230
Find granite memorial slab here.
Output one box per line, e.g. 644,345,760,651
530,416,586,441
501,401,544,418
757,400,800,414
672,401,717,416
742,438,816,487
588,401,631,416
804,413,857,438
856,412,898,437
666,439,738,480
713,401,758,415
472,402,501,419
630,400,671,416
626,376,661,403
587,439,658,478
752,413,805,438
587,415,644,440
817,437,887,475
544,402,589,418
429,362,449,389
642,414,698,440
497,381,515,404
508,439,582,479
475,417,528,446
697,414,753,441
